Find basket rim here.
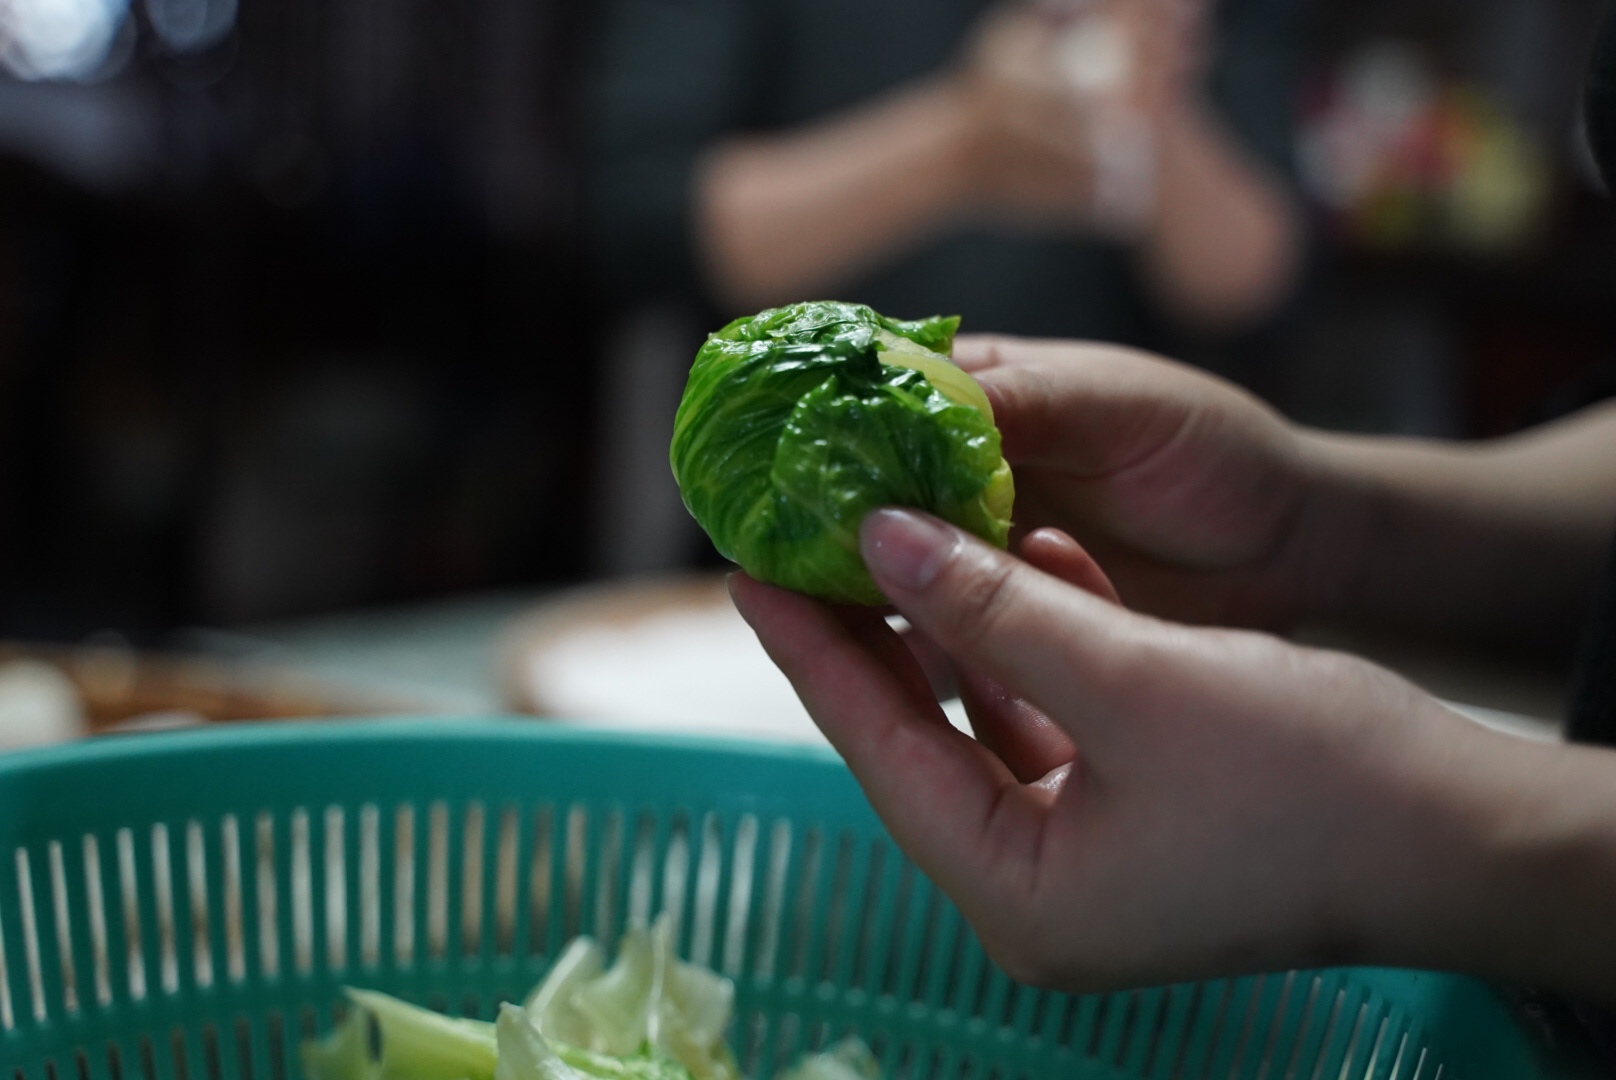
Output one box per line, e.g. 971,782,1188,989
0,716,845,780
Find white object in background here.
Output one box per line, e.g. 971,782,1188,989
0,660,88,750
514,580,1558,749
523,601,970,744
1053,14,1156,238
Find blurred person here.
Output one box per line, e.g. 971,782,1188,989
586,0,1303,340
731,2,1616,1035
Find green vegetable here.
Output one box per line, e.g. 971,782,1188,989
496,1005,694,1080
774,1038,882,1080
528,916,740,1080
299,915,879,1080
301,988,497,1080
669,301,1014,605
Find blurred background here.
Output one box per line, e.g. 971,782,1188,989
0,0,1611,737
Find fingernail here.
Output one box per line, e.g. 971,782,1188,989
861,509,959,592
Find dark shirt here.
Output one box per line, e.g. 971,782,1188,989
1569,541,1616,746
583,0,1300,340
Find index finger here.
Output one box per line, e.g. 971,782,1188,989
859,509,1159,757
728,573,1048,911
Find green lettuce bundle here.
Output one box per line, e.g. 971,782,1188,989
669,301,1015,605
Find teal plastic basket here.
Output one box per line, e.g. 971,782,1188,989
0,719,1601,1079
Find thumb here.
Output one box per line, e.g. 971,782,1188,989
861,508,1150,747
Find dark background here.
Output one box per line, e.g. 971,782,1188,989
0,0,1612,644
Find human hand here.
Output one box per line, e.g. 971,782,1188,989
948,0,1202,226
952,334,1336,628
730,511,1554,993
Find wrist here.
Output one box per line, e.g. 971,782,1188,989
1362,730,1616,1002
1282,431,1388,624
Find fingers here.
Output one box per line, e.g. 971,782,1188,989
950,335,1214,474
1021,527,1121,605
954,664,1075,784
728,573,1045,906
950,528,1112,782
860,509,1148,749
896,627,961,701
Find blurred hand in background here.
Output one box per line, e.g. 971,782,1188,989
695,0,1300,329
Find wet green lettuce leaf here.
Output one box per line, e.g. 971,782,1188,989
670,301,1014,605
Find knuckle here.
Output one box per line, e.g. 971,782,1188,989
1077,617,1164,702
945,551,1020,642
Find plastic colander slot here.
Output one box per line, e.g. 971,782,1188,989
358,804,381,970
1334,999,1375,1080
0,887,12,1032
690,813,725,970
783,827,823,985
324,806,348,974
623,811,654,931
79,835,111,1010
561,804,589,944
460,801,487,959
493,805,520,957
1311,988,1359,1080
185,822,214,990
218,816,245,986
847,842,890,995
720,813,757,979
592,807,623,946
753,819,792,983
1221,973,1272,1078
425,801,449,960
45,841,79,1016
1383,1027,1413,1080
1250,969,1300,1080
655,812,687,951
15,848,45,1022
815,834,857,988
392,803,415,969
772,1011,802,1077
288,810,313,976
525,804,553,956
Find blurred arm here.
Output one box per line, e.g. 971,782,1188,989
694,80,978,311
1135,100,1302,329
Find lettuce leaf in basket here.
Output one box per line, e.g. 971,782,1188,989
498,1003,692,1080
528,914,740,1080
524,936,607,1046
775,1039,883,1080
300,917,876,1080
301,988,497,1080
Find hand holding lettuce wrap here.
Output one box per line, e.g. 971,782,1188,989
670,302,1014,605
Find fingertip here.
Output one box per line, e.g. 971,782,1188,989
728,571,837,646
1020,529,1121,605
950,334,1008,372
860,508,962,595
726,571,770,620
